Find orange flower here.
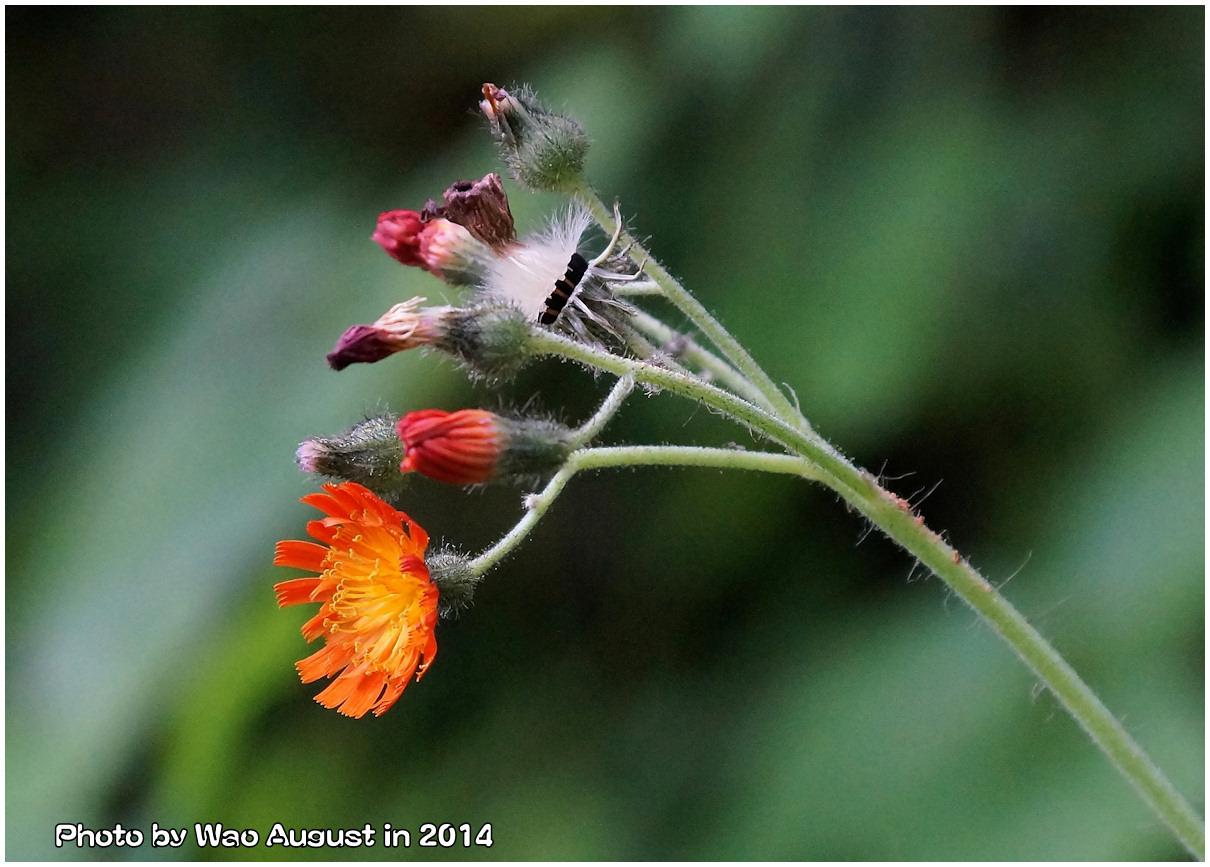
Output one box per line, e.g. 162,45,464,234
273,482,438,718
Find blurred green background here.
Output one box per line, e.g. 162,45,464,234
7,7,1203,860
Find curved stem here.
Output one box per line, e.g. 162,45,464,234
473,376,636,576
470,462,576,575
470,445,824,575
525,328,1205,859
569,374,634,448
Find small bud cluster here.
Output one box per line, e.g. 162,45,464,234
333,160,640,370
291,83,635,638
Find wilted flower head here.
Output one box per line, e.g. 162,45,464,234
421,172,516,253
327,298,458,370
372,210,439,270
274,482,438,717
418,172,639,347
327,295,537,381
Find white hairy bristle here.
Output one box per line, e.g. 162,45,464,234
483,203,594,316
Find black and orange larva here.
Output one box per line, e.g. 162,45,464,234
538,252,589,325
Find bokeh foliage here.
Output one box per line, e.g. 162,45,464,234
7,6,1203,860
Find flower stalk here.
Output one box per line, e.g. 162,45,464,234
521,328,1205,860
568,374,634,448
629,309,776,412
470,444,826,576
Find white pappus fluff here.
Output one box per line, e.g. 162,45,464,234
484,203,593,314
481,202,638,344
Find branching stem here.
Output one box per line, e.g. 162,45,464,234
570,181,819,439
470,445,824,575
630,310,775,412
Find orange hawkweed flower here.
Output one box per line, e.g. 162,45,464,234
273,481,438,718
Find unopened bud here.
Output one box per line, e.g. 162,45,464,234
327,298,458,370
479,83,589,193
431,301,535,382
296,415,408,497
396,409,573,485
372,210,487,285
427,548,480,618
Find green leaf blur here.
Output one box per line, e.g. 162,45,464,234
7,7,1203,860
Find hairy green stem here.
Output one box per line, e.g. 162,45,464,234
525,328,1205,858
631,309,776,412
569,181,817,437
470,463,575,575
574,444,825,479
569,374,634,448
470,445,825,575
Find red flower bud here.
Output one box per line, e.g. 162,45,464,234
372,211,483,282
372,210,429,268
396,409,505,485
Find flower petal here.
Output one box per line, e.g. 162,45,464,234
274,577,322,607
273,540,329,572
